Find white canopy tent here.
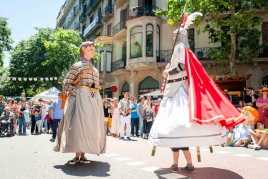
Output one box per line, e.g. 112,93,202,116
32,87,61,101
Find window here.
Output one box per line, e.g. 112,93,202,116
130,26,143,58
107,23,112,36
106,52,112,72
156,25,160,61
146,24,153,57
90,15,94,23
100,51,112,72
188,29,195,51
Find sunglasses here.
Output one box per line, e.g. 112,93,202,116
262,91,268,92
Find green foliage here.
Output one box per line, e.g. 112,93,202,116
9,28,82,96
156,0,268,74
0,16,13,66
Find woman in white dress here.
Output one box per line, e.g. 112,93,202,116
110,98,120,137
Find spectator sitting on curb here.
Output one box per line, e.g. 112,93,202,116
248,121,268,150
226,127,236,146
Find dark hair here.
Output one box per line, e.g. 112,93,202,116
79,41,95,57
139,95,145,102
257,121,264,126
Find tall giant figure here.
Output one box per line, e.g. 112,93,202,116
149,12,244,148
54,41,106,165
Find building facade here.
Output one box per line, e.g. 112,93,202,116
56,0,268,100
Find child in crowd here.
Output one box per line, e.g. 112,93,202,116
226,127,236,146
248,121,268,150
34,111,42,134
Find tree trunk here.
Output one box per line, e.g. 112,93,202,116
229,3,236,74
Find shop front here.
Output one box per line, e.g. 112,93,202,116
209,74,252,106
138,76,159,99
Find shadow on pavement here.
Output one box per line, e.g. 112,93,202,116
154,167,243,179
54,160,110,177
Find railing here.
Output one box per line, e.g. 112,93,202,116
112,58,126,71
156,50,172,62
74,21,80,30
102,5,114,16
83,15,102,37
79,5,87,22
86,0,101,13
194,48,211,60
128,5,162,20
258,47,268,57
74,3,81,15
112,21,126,36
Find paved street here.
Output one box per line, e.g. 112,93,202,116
1,131,268,179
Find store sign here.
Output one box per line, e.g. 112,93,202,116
83,16,99,37
139,88,158,93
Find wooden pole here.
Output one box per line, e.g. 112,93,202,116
196,146,201,162
151,145,156,156
209,145,213,153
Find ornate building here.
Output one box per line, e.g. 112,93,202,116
56,0,268,100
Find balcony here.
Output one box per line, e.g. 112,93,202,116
156,50,172,63
86,0,102,15
70,11,75,21
258,47,268,58
79,5,87,22
111,58,128,76
74,21,80,30
128,5,162,20
112,21,127,40
57,0,76,26
102,5,114,22
79,0,86,4
114,0,125,7
194,48,211,60
74,3,81,15
83,16,103,37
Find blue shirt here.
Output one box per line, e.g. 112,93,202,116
52,99,64,119
131,104,139,118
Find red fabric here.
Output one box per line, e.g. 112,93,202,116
153,104,160,115
184,48,245,128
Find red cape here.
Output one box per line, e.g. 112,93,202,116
184,48,244,128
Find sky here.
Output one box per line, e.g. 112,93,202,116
0,0,66,67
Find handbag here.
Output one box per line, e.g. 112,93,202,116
62,65,94,109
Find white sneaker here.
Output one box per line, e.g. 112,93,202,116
253,144,261,150
248,144,254,149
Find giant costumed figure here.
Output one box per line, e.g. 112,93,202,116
149,12,245,153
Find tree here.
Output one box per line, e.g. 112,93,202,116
9,28,82,96
0,16,13,66
157,0,268,74
9,27,102,97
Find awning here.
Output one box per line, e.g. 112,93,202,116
95,36,113,45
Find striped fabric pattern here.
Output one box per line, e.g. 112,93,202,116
63,60,99,95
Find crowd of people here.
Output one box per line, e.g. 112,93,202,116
103,93,161,140
1,86,268,151
224,87,268,150
0,92,63,141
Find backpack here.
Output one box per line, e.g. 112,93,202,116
143,109,153,119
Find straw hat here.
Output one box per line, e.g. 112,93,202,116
260,87,268,94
